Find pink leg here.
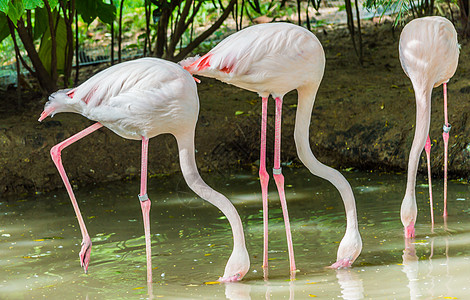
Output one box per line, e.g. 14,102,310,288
442,82,450,217
259,97,270,270
425,136,434,231
139,136,153,283
50,122,104,273
272,97,296,273
404,223,415,239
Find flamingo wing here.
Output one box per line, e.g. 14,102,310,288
183,23,317,78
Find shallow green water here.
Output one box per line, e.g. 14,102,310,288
1,169,469,299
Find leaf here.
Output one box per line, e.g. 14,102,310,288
76,0,97,24
47,0,58,9
7,0,24,23
38,12,67,75
0,12,11,43
0,0,9,13
33,5,47,40
76,0,115,25
96,0,116,24
23,0,44,10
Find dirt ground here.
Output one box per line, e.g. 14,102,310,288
1,20,469,197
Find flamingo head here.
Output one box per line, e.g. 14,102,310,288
218,246,250,282
400,192,417,239
38,89,76,122
38,103,57,122
329,227,362,269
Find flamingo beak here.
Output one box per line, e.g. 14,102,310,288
217,273,242,282
38,105,55,122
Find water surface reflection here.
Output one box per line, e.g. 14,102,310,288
1,169,469,299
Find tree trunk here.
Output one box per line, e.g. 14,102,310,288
74,8,79,85
15,18,56,93
154,5,171,58
44,1,58,84
167,0,193,56
118,0,125,62
61,0,75,86
344,0,358,59
110,0,115,64
458,0,470,36
297,0,301,25
354,0,363,65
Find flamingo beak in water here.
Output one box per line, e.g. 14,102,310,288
38,105,56,122
218,273,242,282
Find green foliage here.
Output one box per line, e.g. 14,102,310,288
0,0,8,13
23,0,44,10
364,0,434,25
33,5,47,39
0,12,9,43
76,0,116,25
47,0,58,8
247,0,262,13
6,0,24,23
37,12,67,74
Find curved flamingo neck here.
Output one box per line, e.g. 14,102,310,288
175,132,246,248
295,85,358,230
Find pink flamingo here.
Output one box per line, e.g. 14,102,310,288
181,22,362,273
399,16,459,238
38,58,250,282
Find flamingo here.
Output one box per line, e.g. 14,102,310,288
398,16,459,238
38,58,250,282
180,22,362,273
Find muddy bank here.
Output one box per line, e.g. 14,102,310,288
1,21,469,197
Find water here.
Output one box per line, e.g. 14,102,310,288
1,169,469,299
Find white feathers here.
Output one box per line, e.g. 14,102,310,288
182,23,325,98
42,58,199,140
399,16,459,88
178,55,200,68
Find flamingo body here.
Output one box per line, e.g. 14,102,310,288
39,58,250,282
182,22,362,272
399,17,458,89
41,58,197,140
399,17,459,237
182,23,325,98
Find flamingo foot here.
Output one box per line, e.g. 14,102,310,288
218,273,243,282
328,258,353,269
404,223,415,239
79,235,92,273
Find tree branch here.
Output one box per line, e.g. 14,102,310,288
7,19,35,76
168,0,192,55
44,1,58,83
174,0,237,61
14,18,56,93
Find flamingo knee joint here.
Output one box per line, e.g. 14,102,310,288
443,123,451,133
50,145,62,161
138,194,149,202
